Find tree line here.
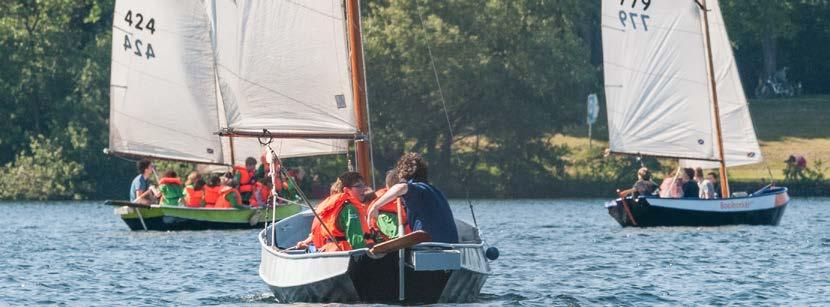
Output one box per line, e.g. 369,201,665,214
0,0,827,200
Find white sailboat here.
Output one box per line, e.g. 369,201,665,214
197,0,494,303
601,0,789,227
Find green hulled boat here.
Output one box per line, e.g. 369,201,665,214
108,201,301,231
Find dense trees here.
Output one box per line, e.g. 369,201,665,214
0,0,827,200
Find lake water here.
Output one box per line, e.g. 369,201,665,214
1,199,828,306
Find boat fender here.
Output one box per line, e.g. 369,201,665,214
485,246,499,260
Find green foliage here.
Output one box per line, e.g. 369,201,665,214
0,135,89,200
0,1,827,200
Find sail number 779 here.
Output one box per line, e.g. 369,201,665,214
618,0,651,32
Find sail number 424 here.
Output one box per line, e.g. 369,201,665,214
123,10,156,60
619,0,650,31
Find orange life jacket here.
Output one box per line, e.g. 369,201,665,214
234,166,255,193
311,193,370,251
184,186,204,208
215,186,242,209
251,182,270,208
203,185,222,207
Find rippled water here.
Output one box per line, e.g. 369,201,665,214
1,198,828,306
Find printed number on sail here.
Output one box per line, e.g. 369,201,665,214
124,10,156,34
619,0,651,31
123,35,155,60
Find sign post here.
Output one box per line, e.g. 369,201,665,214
587,94,599,149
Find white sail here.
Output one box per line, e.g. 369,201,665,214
109,0,224,163
681,0,762,169
602,1,719,161
207,0,355,159
210,0,356,134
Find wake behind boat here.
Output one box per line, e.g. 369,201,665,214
600,0,789,227
259,212,491,304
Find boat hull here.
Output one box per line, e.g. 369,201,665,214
606,187,789,227
113,202,301,231
258,213,491,303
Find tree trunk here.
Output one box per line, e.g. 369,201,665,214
761,29,777,78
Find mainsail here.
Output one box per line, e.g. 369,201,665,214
209,0,356,159
109,0,224,164
110,0,355,165
602,0,761,167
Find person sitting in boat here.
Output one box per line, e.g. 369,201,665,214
658,169,683,198
368,169,410,242
680,168,699,198
701,172,719,199
696,167,716,199
215,179,247,209
129,159,160,205
631,167,657,197
235,157,258,204
296,172,373,252
251,178,272,208
368,153,459,244
203,175,222,208
184,177,206,208
158,170,184,206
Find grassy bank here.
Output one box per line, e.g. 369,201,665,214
556,95,830,181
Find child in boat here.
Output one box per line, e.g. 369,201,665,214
158,170,184,206
184,177,206,208
251,178,272,208
368,169,410,242
368,153,458,244
296,172,372,252
235,157,258,204
203,175,222,208
216,179,245,209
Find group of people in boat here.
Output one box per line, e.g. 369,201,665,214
630,167,720,199
294,152,459,252
128,155,300,208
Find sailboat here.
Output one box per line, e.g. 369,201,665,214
104,0,333,230
193,0,492,303
601,0,789,227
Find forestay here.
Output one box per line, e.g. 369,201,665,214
109,0,224,163
680,0,762,168
209,0,356,158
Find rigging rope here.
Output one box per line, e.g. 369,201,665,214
414,1,478,228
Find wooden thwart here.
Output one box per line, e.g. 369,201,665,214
369,230,431,255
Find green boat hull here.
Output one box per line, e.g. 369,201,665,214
113,203,301,231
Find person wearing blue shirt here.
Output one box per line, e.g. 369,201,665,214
129,159,160,204
368,153,458,244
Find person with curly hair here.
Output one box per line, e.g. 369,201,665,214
367,153,458,244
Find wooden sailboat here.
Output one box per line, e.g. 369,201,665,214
191,0,493,303
601,0,789,227
105,0,309,230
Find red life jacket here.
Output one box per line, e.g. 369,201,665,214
310,193,370,251
159,177,182,185
234,166,255,193
203,185,221,207
215,186,242,209
184,186,204,208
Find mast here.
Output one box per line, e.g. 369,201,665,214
700,0,731,198
345,0,373,186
